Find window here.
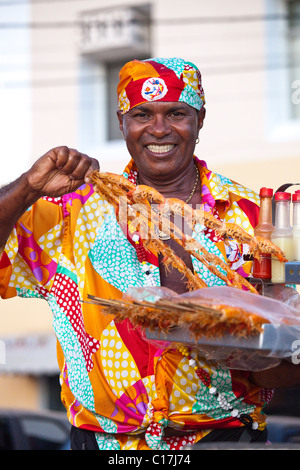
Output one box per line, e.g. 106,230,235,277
288,0,300,119
265,0,300,139
78,5,151,149
106,60,127,141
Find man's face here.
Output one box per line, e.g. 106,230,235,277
118,102,205,182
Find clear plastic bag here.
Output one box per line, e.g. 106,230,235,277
126,285,300,371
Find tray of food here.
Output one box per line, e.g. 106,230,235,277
87,285,300,371
145,322,300,356
88,172,300,370
145,322,300,371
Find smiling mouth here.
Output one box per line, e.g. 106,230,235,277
146,144,175,154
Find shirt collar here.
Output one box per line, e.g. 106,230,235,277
122,157,231,211
196,157,230,212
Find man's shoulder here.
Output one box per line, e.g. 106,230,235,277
211,169,260,206
205,167,260,231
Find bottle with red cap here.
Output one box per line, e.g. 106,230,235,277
271,192,293,283
252,187,274,280
292,190,300,261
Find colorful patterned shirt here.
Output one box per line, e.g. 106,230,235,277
0,158,273,450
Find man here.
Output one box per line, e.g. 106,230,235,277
0,58,299,450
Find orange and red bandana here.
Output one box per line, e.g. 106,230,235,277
117,57,205,114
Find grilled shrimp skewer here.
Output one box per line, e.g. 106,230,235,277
86,295,267,338
158,198,286,263
90,171,286,293
95,173,286,262
91,172,256,291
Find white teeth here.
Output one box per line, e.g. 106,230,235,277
147,144,175,154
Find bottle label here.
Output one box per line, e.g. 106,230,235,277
252,254,271,279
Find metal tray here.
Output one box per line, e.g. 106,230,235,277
146,323,300,359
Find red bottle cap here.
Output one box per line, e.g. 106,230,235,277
293,190,300,202
259,187,273,197
275,191,291,201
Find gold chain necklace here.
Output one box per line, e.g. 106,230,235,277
184,164,199,204
135,164,200,240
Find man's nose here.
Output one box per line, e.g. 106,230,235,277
148,114,171,138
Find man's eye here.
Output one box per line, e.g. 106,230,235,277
170,111,185,118
135,112,150,120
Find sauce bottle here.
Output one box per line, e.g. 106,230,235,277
292,190,300,261
252,187,274,280
271,192,293,283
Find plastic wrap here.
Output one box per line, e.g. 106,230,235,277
126,285,300,371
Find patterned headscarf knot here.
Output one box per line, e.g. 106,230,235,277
117,57,205,114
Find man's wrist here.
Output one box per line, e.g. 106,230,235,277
20,171,43,206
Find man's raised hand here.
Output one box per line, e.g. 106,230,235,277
25,146,99,198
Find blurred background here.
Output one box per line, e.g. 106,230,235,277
1,0,300,428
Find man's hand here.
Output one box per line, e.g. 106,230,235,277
0,146,99,247
250,359,300,389
25,146,99,198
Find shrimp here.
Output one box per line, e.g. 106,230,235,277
92,171,136,193
89,174,120,209
217,222,253,244
184,239,258,294
87,295,267,338
128,184,166,205
144,238,208,290
159,197,286,263
249,236,287,263
159,199,223,231
158,198,194,225
195,209,224,231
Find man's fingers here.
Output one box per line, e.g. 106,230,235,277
55,148,81,173
67,155,97,181
32,146,100,195
84,158,100,183
52,146,71,168
53,147,98,181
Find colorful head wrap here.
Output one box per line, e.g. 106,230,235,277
117,57,205,114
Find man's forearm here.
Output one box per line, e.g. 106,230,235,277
0,173,40,247
250,359,300,389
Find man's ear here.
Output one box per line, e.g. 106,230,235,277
197,107,206,132
117,110,125,138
